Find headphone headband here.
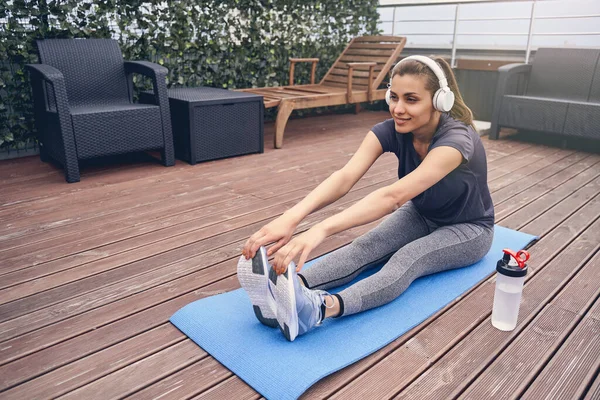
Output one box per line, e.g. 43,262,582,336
386,55,455,112
397,55,449,91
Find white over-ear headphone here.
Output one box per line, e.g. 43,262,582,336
385,55,455,113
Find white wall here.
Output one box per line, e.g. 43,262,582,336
378,0,600,50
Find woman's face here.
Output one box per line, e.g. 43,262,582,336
387,73,437,135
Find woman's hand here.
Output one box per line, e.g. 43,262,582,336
242,214,299,260
272,224,327,275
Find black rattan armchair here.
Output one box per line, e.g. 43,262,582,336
26,38,175,183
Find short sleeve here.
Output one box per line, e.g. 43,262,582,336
431,125,475,163
371,119,396,153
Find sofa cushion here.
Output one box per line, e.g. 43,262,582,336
499,95,568,134
527,48,600,102
563,101,600,140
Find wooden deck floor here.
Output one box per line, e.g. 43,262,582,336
0,111,599,399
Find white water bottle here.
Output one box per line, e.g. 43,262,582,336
491,249,529,331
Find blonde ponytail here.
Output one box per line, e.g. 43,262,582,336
433,57,475,129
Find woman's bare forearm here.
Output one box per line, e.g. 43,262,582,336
317,186,402,237
283,170,354,224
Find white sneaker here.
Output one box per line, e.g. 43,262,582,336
237,246,278,328
270,262,329,341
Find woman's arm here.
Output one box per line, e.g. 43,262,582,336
317,146,463,236
243,131,382,259
283,131,383,224
273,146,464,271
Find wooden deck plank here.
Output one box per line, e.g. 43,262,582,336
584,370,600,400
520,177,600,236
489,150,579,200
0,324,183,399
0,111,597,399
190,376,260,400
0,145,360,253
128,353,232,400
521,295,600,400
501,175,600,232
60,340,203,400
495,155,600,222
486,146,567,181
457,251,600,399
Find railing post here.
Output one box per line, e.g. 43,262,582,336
392,7,396,36
451,4,460,68
525,0,537,64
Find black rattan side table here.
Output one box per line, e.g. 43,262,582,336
142,87,263,164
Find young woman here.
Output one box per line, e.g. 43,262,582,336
237,55,494,341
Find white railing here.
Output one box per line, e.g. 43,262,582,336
378,0,600,66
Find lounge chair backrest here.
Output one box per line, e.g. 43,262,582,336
320,36,406,91
36,38,130,107
527,48,600,101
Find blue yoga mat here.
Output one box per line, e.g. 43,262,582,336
170,225,536,400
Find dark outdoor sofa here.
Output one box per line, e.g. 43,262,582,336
26,39,175,183
490,47,600,142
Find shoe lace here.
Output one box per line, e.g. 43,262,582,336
300,285,333,326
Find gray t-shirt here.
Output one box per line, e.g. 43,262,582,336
372,114,494,228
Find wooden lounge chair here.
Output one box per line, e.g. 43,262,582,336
237,35,407,148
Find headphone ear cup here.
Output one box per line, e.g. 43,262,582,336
385,88,391,105
433,89,442,112
443,91,455,112
433,89,455,112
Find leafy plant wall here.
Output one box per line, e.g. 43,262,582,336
0,0,381,150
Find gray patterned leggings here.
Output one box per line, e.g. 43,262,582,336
299,201,494,316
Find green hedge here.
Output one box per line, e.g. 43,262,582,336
0,0,381,150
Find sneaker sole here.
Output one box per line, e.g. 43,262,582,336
237,248,278,328
270,265,298,341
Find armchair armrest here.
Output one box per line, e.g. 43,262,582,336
124,60,173,162
346,62,377,103
124,60,168,76
498,63,532,74
25,63,78,180
124,60,170,106
288,58,320,86
26,63,66,84
490,63,532,139
25,63,71,116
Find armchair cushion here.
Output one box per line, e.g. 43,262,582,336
67,104,164,158
563,101,600,139
499,95,568,134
